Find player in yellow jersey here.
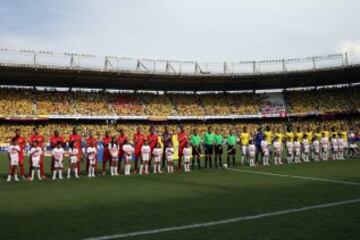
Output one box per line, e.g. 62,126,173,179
330,127,338,139
295,127,304,141
305,127,313,143
285,126,294,143
339,126,349,156
240,126,250,164
322,126,330,139
274,127,284,143
314,127,322,141
264,125,273,144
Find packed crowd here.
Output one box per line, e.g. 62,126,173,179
1,86,358,117
285,86,360,113
4,121,360,182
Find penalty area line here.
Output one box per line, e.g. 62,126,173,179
228,168,360,187
83,198,360,240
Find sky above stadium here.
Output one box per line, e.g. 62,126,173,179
1,0,360,62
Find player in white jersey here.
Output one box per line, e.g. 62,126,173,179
330,134,338,160
320,133,329,161
152,142,163,174
182,142,192,172
302,137,310,162
293,137,301,163
248,140,256,167
67,141,79,178
29,141,43,181
122,140,134,176
52,142,65,180
286,139,294,164
7,138,21,182
312,137,320,161
261,138,270,166
140,140,151,174
273,137,283,165
165,143,175,173
337,137,344,160
109,138,119,176
87,143,97,177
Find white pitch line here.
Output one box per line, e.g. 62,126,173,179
228,168,360,187
83,198,360,240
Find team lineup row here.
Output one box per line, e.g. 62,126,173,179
5,125,360,182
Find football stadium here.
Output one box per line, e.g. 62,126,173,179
1,1,360,240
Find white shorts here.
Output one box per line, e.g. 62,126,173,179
242,145,248,155
142,156,150,161
32,159,40,168
167,157,173,162
184,156,191,163
70,156,78,164
10,158,19,166
89,157,96,165
343,141,348,148
154,157,161,163
54,160,63,168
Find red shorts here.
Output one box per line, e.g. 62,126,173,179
134,148,141,158
178,146,185,157
19,153,24,165
103,149,111,162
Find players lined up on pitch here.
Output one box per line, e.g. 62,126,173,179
6,125,359,182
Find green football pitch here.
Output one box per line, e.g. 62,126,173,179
1,152,360,240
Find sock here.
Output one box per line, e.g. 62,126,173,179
74,168,78,177
139,164,143,174
37,170,41,179
59,170,63,178
31,170,35,180
67,168,71,177
53,170,57,179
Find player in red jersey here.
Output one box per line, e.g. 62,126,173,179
102,131,112,175
86,131,98,174
117,128,127,172
68,127,82,174
29,127,46,178
13,129,26,179
49,130,64,175
133,127,146,172
177,126,188,171
147,126,159,170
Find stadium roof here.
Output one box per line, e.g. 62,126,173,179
1,64,360,91
0,49,360,91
